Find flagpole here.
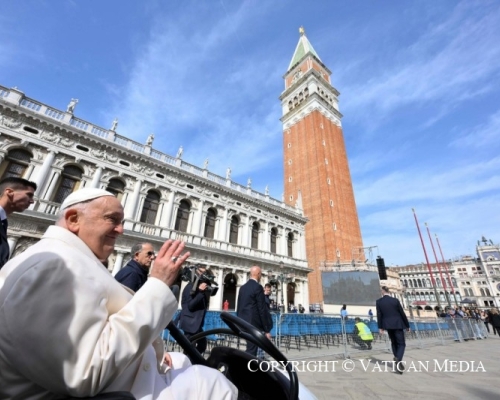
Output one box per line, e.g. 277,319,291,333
435,234,459,307
425,223,451,307
412,209,441,310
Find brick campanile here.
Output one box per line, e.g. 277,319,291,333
280,28,364,304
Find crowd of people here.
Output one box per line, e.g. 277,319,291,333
1,180,498,396
440,305,500,339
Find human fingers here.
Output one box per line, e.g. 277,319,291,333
163,240,185,262
156,239,173,259
173,249,190,266
163,352,173,367
156,240,186,265
150,241,190,286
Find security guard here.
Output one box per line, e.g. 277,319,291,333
353,317,374,350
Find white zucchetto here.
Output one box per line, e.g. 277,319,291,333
60,188,114,210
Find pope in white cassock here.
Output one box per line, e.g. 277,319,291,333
0,188,237,400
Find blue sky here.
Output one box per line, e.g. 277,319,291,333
2,1,500,266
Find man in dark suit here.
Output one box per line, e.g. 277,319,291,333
376,286,410,374
237,266,273,356
115,242,156,292
179,264,210,354
0,177,36,269
264,283,272,309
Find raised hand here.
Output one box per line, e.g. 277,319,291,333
150,239,190,287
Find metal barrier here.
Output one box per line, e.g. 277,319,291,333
161,311,489,359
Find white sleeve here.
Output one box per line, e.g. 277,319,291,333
1,256,177,397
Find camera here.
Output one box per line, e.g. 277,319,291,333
180,263,219,297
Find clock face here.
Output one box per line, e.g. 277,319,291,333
497,283,500,292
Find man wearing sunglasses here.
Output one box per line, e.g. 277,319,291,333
115,242,156,292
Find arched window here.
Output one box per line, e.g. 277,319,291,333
430,292,436,301
174,200,190,232
480,288,485,296
270,227,278,253
287,232,294,257
53,165,83,204
436,278,441,287
408,280,413,288
106,178,126,201
485,288,491,296
229,215,239,244
424,292,430,301
417,279,422,288
439,292,445,302
140,190,160,224
452,278,457,287
455,292,461,301
413,279,417,287
1,148,32,179
204,208,217,239
426,278,431,287
251,222,259,249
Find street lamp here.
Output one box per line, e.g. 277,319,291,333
268,261,294,313
278,261,285,308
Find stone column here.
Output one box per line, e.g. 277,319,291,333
213,215,220,240
235,272,244,306
124,179,142,220
280,228,288,256
136,196,146,221
242,215,251,247
262,220,269,252
283,282,289,309
276,231,283,255
34,150,56,197
43,169,62,201
160,190,175,228
90,166,104,188
297,279,306,308
155,201,164,226
192,200,204,236
291,235,297,259
210,267,224,310
218,207,228,241
23,164,35,181
111,251,126,276
299,232,307,259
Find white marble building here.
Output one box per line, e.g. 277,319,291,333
453,236,500,308
0,85,310,311
392,263,461,312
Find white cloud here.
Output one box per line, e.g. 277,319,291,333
354,156,500,207
106,2,286,187
341,1,500,127
451,109,500,148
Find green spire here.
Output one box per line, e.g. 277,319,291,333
288,26,321,71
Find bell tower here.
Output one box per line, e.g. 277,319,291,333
280,27,364,303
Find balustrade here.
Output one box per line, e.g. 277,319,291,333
1,84,299,214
